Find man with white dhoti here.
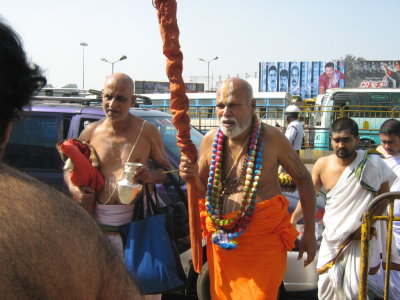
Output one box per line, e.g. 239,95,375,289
291,117,395,299
368,119,400,300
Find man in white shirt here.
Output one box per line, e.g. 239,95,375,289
284,105,304,153
368,118,400,299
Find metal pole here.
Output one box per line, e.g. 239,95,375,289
199,56,218,92
207,61,210,91
82,46,85,89
101,55,127,75
80,42,88,89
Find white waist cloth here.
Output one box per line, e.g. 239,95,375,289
95,203,134,226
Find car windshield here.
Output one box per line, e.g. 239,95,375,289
141,115,203,166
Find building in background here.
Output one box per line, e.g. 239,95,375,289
134,80,205,94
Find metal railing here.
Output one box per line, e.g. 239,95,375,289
144,105,400,149
359,191,400,300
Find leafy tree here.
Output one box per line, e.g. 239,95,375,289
338,54,365,87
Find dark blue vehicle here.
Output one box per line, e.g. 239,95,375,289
5,98,203,193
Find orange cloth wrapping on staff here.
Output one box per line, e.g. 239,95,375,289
203,195,298,300
57,139,104,214
154,0,202,272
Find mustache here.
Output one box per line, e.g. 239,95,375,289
219,116,237,123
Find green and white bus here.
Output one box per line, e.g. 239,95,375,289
312,88,400,150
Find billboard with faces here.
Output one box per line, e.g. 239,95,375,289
259,60,346,96
260,60,400,94
345,60,400,88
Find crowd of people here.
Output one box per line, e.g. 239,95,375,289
1,17,400,300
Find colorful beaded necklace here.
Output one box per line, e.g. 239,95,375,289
205,116,263,249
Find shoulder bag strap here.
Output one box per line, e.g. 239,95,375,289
144,183,158,215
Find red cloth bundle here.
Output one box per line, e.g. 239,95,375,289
57,139,104,214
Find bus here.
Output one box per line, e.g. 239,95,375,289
139,91,293,132
312,88,400,150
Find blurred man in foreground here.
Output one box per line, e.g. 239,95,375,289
0,19,139,299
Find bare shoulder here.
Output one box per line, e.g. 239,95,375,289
261,123,290,151
79,119,104,142
261,123,284,139
376,145,386,156
142,117,157,131
129,116,155,135
314,154,332,171
202,128,218,145
199,128,217,161
137,117,163,144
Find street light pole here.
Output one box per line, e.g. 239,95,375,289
101,55,128,74
199,56,218,91
80,42,88,89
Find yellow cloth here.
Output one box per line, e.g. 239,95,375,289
204,194,298,300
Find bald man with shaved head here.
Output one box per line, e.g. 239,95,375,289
180,78,316,299
64,73,171,300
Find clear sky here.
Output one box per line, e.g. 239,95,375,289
1,0,399,90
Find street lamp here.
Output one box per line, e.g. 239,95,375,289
80,42,88,89
101,55,128,74
199,56,218,91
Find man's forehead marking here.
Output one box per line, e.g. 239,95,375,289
220,80,234,104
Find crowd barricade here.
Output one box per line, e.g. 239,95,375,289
147,105,400,150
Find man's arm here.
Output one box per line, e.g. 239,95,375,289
383,64,394,77
318,74,326,94
372,181,391,217
290,158,323,225
137,123,171,184
179,130,214,198
278,134,316,266
63,125,96,206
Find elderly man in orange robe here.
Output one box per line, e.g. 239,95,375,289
180,78,316,299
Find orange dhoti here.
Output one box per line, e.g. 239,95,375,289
204,194,298,300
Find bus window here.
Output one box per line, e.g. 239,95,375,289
392,93,400,108
370,93,390,108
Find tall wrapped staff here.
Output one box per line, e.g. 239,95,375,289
154,0,202,273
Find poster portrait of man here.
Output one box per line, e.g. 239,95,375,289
318,62,345,94
267,64,278,92
289,62,300,95
279,69,289,92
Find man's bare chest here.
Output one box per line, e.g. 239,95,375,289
321,166,346,192
92,135,150,168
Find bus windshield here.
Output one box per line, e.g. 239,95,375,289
312,88,400,150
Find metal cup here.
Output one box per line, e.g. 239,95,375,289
117,162,143,204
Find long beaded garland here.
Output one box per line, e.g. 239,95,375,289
205,117,263,249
